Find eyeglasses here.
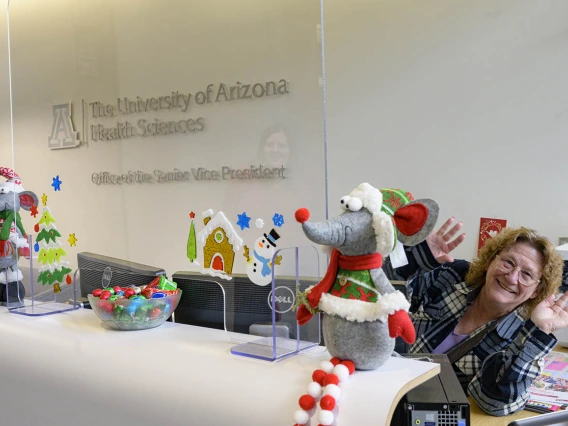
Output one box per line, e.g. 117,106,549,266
495,255,541,287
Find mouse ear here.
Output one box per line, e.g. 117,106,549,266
393,203,428,235
19,191,38,211
393,199,439,246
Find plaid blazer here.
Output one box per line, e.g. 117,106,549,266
384,242,557,416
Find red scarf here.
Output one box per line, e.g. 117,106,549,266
0,239,14,257
306,249,383,308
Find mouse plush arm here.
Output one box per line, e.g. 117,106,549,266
369,268,397,295
370,268,416,344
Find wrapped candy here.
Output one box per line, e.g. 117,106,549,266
157,276,177,291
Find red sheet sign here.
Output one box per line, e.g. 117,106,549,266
478,217,507,254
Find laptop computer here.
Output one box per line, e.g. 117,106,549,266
508,409,568,426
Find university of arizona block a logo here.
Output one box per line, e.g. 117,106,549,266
48,103,80,150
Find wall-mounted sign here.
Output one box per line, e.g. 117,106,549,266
48,103,80,150
49,79,290,149
91,165,288,185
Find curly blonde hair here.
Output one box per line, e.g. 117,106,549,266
465,227,564,316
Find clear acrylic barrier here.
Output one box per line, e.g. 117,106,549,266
6,1,326,330
5,235,79,316
229,245,321,361
169,245,322,361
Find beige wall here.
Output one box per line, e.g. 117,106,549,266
3,0,568,278
4,0,326,277
325,0,568,259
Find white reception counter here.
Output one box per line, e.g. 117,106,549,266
0,307,439,425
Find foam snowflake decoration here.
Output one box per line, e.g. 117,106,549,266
272,213,284,227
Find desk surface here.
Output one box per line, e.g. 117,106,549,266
0,306,439,426
470,345,568,426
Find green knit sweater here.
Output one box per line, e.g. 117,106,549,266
0,210,26,241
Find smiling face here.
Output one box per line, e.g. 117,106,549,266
482,242,543,314
263,131,290,167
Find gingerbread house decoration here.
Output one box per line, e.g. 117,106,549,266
197,209,243,281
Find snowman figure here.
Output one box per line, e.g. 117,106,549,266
244,229,281,286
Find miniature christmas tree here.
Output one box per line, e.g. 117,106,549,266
35,206,72,293
187,212,197,263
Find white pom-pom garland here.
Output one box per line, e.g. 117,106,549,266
318,409,335,425
294,409,310,425
308,381,323,398
333,364,350,382
324,384,341,401
293,359,355,426
320,360,334,373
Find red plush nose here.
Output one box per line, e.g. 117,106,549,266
295,208,310,224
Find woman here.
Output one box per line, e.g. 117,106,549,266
257,124,291,169
384,218,567,416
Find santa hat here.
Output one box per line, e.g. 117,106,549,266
345,183,432,257
0,167,24,193
379,188,414,243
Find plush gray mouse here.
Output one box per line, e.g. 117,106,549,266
0,167,38,303
295,183,438,370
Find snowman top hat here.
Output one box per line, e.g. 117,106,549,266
0,167,24,193
264,229,280,247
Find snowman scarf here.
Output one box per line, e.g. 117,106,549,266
253,249,272,277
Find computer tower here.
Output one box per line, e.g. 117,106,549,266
390,354,470,426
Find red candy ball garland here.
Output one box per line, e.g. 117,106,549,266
330,357,341,366
323,374,339,387
292,358,355,426
299,395,316,411
312,370,326,386
320,395,335,411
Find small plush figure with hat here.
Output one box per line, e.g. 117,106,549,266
0,167,38,303
295,183,439,370
245,228,282,286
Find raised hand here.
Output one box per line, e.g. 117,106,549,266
531,292,568,334
426,217,466,264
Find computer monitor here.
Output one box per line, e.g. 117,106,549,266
171,271,319,340
170,272,409,345
77,252,166,297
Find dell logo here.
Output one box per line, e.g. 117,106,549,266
267,286,295,314
102,267,112,288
